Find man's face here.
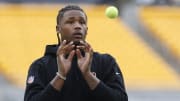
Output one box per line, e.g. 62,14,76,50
57,10,88,43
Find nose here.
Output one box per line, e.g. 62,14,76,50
74,22,82,30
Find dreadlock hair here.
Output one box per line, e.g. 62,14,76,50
56,5,87,45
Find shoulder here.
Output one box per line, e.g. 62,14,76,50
93,52,117,70
92,52,120,80
93,52,115,63
30,56,49,67
28,56,50,74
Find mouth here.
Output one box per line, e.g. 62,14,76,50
73,32,83,39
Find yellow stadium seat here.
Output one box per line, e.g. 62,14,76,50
0,4,179,90
140,6,180,60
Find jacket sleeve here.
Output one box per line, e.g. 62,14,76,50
24,59,61,101
91,54,128,101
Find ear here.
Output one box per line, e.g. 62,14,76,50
85,26,88,35
86,26,88,31
56,25,61,33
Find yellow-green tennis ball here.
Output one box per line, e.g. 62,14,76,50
105,6,118,19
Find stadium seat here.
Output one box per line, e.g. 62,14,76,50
140,6,180,60
0,4,179,89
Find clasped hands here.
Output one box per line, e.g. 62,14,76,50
56,40,93,78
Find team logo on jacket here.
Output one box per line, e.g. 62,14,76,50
115,72,120,75
27,76,34,84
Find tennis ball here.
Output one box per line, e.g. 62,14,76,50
105,6,118,19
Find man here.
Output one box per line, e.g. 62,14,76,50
24,5,128,101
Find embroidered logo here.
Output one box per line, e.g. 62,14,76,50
27,76,34,84
115,72,120,75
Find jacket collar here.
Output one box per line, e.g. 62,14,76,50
44,44,58,56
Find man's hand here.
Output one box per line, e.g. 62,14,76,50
76,41,100,90
76,41,93,76
56,40,75,77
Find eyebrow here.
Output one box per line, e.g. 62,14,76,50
67,16,86,20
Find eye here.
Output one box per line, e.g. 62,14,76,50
80,20,85,24
66,20,73,24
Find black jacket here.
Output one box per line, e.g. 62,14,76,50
24,45,128,101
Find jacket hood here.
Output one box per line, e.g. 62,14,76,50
44,44,58,56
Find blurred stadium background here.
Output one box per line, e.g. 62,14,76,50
0,0,180,101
